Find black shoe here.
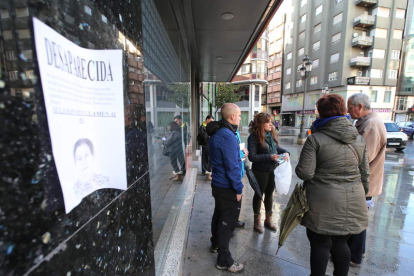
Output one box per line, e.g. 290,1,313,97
231,232,235,238
210,245,218,253
236,220,245,228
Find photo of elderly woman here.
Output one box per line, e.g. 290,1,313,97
72,138,110,198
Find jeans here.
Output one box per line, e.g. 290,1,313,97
211,185,241,267
307,228,351,276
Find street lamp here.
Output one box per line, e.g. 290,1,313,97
298,55,313,144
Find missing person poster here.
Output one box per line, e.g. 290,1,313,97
33,18,127,213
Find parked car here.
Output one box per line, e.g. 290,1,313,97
396,121,414,139
384,121,408,150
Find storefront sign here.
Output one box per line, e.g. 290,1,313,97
296,110,315,115
371,108,392,113
347,76,370,85
33,18,127,213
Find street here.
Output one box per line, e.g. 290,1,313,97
183,137,414,276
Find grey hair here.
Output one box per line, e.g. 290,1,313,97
348,93,371,110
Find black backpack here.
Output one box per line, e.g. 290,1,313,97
197,125,208,146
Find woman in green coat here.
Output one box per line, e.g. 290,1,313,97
295,94,369,276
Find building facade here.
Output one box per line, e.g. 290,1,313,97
282,0,408,127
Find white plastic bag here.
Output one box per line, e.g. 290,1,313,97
274,158,292,195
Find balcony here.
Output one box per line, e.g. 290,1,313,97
352,36,373,48
354,14,375,29
350,56,371,67
355,0,377,7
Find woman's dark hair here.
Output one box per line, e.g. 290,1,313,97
316,94,347,118
249,113,278,148
168,121,180,131
73,138,94,159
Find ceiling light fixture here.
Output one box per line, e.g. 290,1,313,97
221,12,234,20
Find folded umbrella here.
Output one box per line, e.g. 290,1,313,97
244,160,264,202
276,182,309,255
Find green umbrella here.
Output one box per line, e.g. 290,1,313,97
276,183,309,255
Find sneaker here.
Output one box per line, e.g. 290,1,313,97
205,171,212,175
216,262,244,273
350,261,361,267
175,171,183,175
210,245,218,253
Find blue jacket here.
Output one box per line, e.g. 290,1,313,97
207,120,244,194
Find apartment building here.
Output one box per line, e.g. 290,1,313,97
395,0,414,122
282,0,408,127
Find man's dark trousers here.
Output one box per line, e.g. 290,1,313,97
202,145,211,173
211,185,241,267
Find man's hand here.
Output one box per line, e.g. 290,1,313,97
242,148,249,157
236,194,242,202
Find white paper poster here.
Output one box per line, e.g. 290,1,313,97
33,18,127,213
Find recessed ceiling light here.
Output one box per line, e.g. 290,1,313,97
215,56,223,60
221,13,234,20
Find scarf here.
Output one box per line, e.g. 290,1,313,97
265,132,276,154
313,115,351,131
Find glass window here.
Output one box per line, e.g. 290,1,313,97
394,30,403,39
384,90,392,103
332,32,341,44
300,14,307,23
5,51,16,60
313,59,319,68
370,90,378,102
310,76,318,84
296,79,303,87
17,29,31,39
329,71,338,81
391,50,400,59
26,70,35,80
372,49,385,59
21,50,33,60
370,28,387,38
0,9,10,19
240,64,250,74
275,65,282,72
374,7,390,18
16,7,29,17
333,13,342,25
287,52,292,60
286,82,291,89
312,41,320,51
396,9,405,19
388,70,398,79
298,47,305,56
314,23,321,34
299,31,305,41
315,5,323,16
301,0,307,7
371,69,383,78
330,53,340,63
286,68,292,75
9,71,18,80
3,30,13,40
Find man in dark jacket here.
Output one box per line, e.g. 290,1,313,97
206,103,244,273
198,115,214,180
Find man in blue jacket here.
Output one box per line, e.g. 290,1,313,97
206,103,244,273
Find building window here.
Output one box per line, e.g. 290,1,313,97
21,50,33,60
396,9,406,19
296,79,303,87
313,59,319,68
300,14,307,24
269,68,275,74
388,70,398,79
370,28,387,38
312,41,320,51
314,23,321,34
3,30,13,40
287,37,293,45
372,49,385,59
370,90,378,102
287,52,292,60
275,79,282,85
286,82,291,89
329,71,338,81
299,31,305,41
335,0,343,4
315,4,323,16
26,70,35,80
301,0,307,7
370,69,383,78
102,15,108,23
393,30,403,39
372,7,390,18
333,13,342,25
17,29,31,39
358,71,363,77
286,68,292,75
15,7,29,17
391,50,400,59
384,91,392,103
240,64,250,74
275,65,282,72
330,53,340,63
0,9,10,19
84,5,92,15
9,71,18,80
332,32,341,44
310,76,318,84
5,51,16,60
298,47,305,56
